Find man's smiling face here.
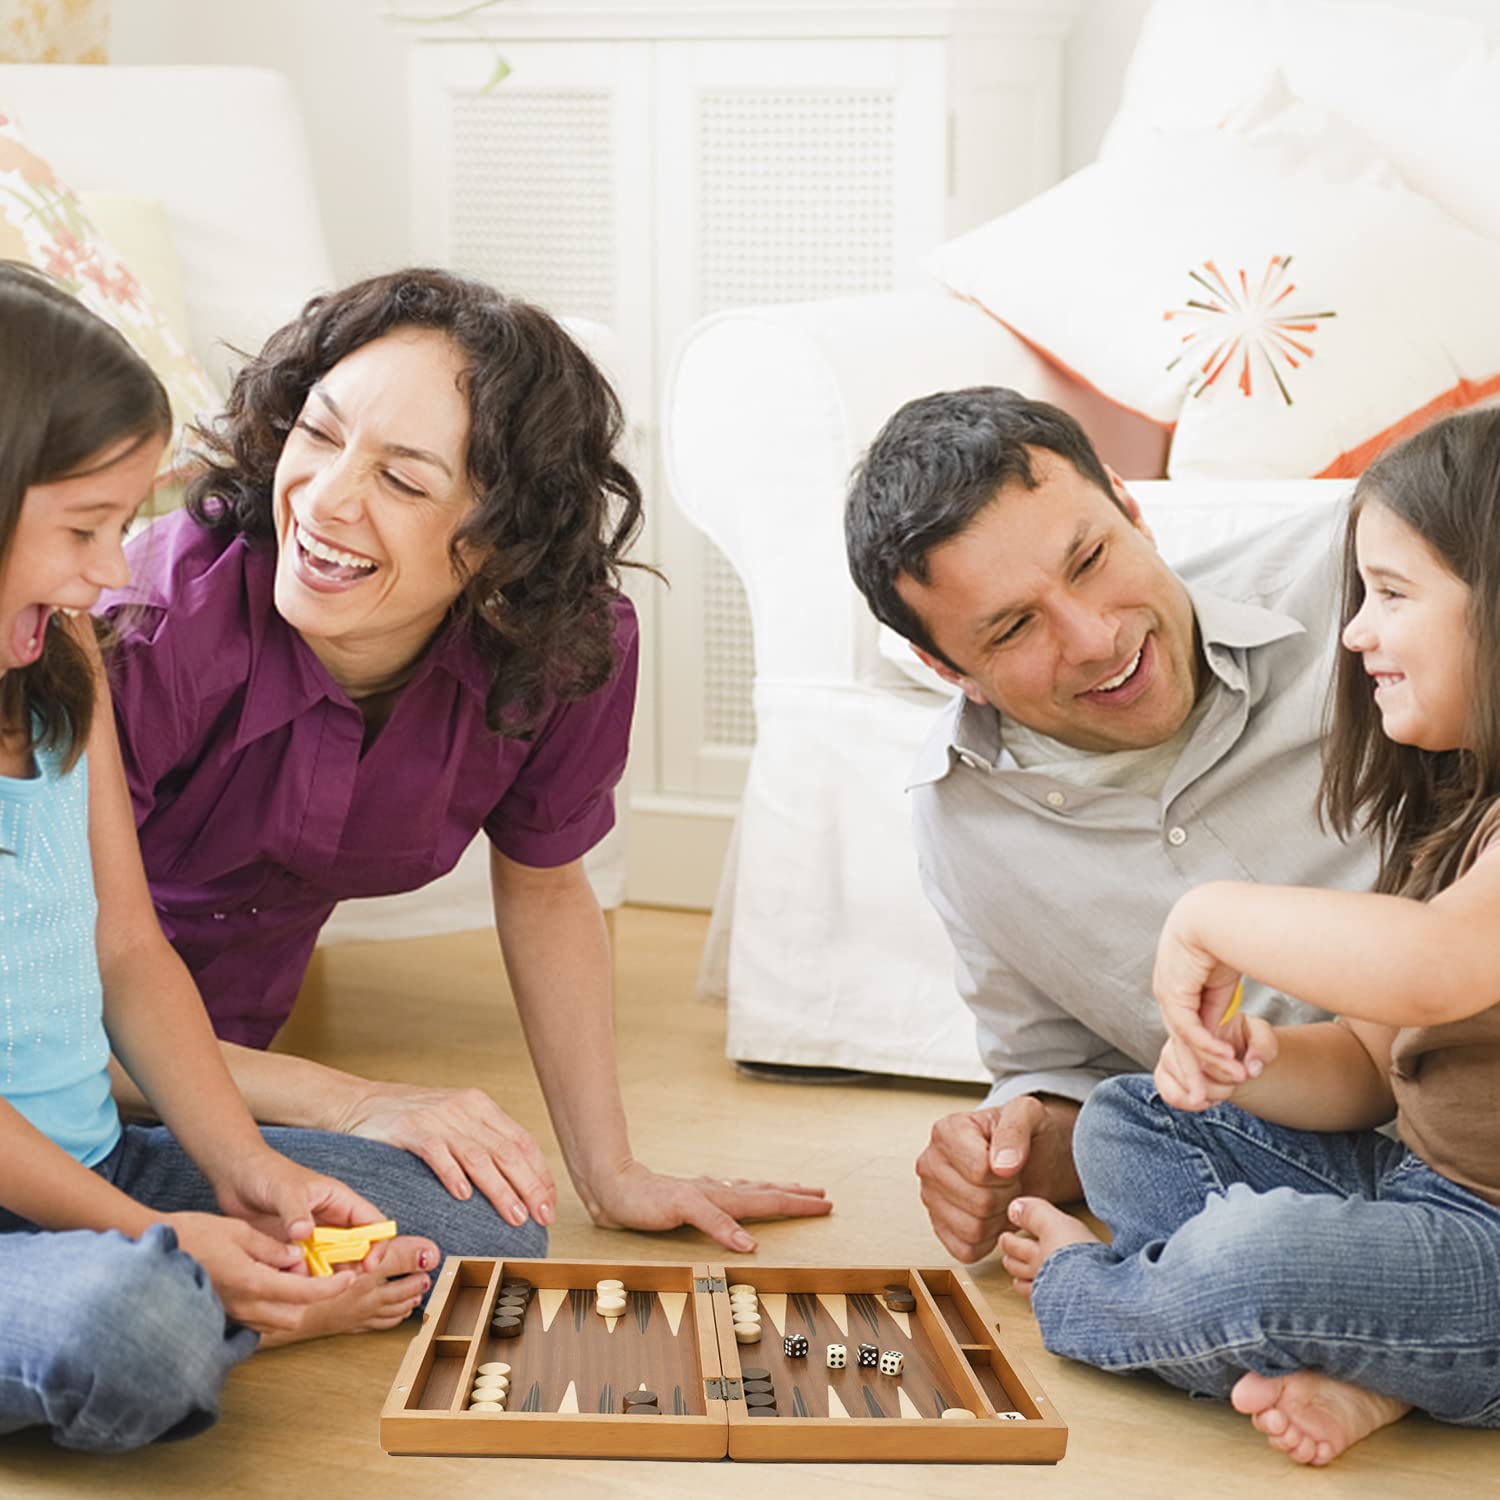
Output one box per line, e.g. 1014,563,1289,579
897,449,1202,751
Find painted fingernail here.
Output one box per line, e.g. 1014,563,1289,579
419,1250,434,1270
421,1276,431,1293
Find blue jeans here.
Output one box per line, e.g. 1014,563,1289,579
0,1123,547,1451
1030,1074,1500,1427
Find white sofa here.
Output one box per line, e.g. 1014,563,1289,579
665,0,1500,1082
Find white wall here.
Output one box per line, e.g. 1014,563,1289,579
112,0,413,281
115,0,1500,283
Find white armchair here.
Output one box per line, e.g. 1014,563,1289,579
664,0,1493,1082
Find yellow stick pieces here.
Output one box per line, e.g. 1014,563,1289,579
1218,979,1245,1030
299,1220,398,1277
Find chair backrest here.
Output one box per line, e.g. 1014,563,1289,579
0,63,334,391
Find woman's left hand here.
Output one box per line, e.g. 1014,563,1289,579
584,1160,832,1252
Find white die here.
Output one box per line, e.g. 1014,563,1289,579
878,1350,904,1376
826,1343,847,1369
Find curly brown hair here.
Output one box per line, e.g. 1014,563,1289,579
0,261,170,768
185,267,650,737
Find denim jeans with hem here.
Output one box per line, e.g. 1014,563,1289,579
1029,1073,1500,1427
0,1122,548,1451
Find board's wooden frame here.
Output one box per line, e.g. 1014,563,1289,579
379,1258,1066,1463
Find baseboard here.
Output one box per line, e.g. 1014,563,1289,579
625,794,736,911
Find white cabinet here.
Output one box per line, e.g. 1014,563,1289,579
402,0,1078,905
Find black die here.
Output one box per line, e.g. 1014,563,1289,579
783,1333,809,1358
856,1343,878,1367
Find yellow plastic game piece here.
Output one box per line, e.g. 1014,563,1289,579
299,1219,397,1276
1218,979,1244,1029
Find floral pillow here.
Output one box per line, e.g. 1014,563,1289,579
927,103,1500,480
0,108,218,478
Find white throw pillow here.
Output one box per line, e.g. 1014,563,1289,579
928,103,1500,480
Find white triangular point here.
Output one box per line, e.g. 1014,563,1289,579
557,1380,579,1414
876,1297,912,1337
658,1291,687,1337
817,1293,848,1336
605,1316,619,1334
826,1386,850,1419
537,1287,568,1331
758,1293,787,1336
897,1389,923,1420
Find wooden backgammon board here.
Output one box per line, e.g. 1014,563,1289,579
379,1258,1067,1463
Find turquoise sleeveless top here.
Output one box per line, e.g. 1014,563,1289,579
0,743,120,1167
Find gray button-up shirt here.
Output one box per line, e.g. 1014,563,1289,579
909,500,1378,1109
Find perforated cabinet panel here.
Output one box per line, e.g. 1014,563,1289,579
697,89,899,311
448,88,616,325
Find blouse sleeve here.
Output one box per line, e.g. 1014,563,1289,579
101,602,202,827
484,598,639,868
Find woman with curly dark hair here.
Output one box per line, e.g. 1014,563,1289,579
99,269,830,1290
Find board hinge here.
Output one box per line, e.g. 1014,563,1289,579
694,1276,727,1294
704,1377,742,1402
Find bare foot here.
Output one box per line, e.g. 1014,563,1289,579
1231,1370,1410,1465
997,1196,1101,1298
260,1233,438,1347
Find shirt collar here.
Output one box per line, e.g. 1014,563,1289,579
906,581,1305,789
231,547,492,751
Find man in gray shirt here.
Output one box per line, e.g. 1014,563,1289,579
845,387,1376,1264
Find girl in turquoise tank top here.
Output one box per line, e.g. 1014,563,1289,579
0,264,427,1452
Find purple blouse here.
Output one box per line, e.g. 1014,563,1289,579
99,510,637,1049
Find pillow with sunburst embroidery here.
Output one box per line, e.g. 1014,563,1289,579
927,103,1500,480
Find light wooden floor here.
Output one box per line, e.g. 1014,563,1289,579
1,908,1493,1498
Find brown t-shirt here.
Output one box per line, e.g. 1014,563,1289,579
1390,802,1500,1205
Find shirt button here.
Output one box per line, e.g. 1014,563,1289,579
1045,791,1066,808
1167,826,1188,847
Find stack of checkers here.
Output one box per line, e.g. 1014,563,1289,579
728,1282,761,1343
595,1278,627,1317
490,1277,533,1339
884,1282,917,1313
468,1360,512,1411
622,1388,660,1416
738,1366,779,1418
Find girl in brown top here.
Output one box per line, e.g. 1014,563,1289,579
995,408,1500,1466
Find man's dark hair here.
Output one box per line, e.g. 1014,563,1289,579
845,386,1117,670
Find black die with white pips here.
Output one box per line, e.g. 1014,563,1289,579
857,1342,878,1368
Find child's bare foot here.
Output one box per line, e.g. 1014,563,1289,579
1231,1371,1410,1465
260,1234,438,1346
997,1197,1101,1298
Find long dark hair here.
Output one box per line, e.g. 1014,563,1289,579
0,262,171,768
185,268,650,737
1320,408,1500,899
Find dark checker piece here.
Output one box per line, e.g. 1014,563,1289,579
747,1406,778,1418
745,1393,777,1408
490,1315,523,1339
742,1379,774,1394
883,1283,908,1298
740,1366,770,1382
500,1278,533,1292
623,1390,658,1406
626,1404,661,1415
